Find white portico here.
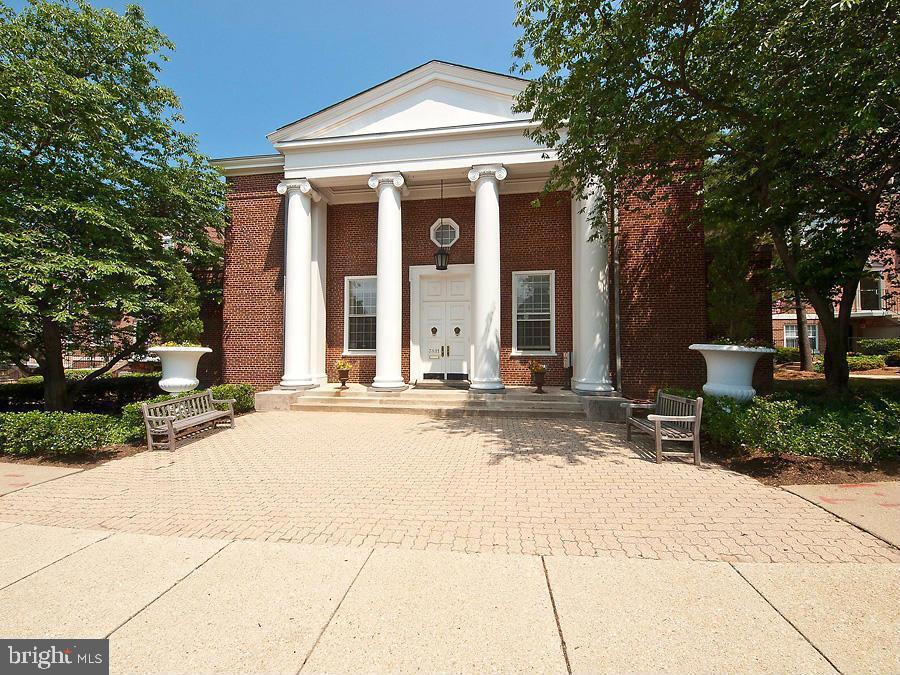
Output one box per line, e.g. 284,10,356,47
221,61,614,395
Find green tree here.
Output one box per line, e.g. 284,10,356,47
0,0,225,410
513,0,899,392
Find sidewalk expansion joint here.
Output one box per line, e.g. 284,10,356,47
541,556,572,675
298,547,374,674
0,530,113,593
105,539,232,639
729,563,842,674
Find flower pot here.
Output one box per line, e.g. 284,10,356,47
337,369,351,389
689,344,775,401
148,346,212,393
531,370,546,394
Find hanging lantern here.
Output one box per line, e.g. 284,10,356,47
434,179,450,270
434,246,449,270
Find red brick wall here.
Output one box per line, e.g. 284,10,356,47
221,173,284,390
324,191,573,386
617,180,708,399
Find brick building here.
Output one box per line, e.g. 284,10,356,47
213,62,713,399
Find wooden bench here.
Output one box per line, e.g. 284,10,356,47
141,390,235,451
622,392,703,466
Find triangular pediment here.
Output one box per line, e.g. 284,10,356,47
268,61,530,143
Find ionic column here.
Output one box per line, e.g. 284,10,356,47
571,184,614,394
468,164,507,391
277,178,320,389
368,172,406,390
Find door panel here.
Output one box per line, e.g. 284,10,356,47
445,301,469,376
421,301,446,377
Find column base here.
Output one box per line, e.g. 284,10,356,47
469,379,505,392
279,379,319,390
572,378,615,396
370,377,408,392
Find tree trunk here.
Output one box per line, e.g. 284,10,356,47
41,318,70,411
793,290,813,371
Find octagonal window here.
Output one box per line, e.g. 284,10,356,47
430,218,460,248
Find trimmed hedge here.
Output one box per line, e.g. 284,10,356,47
118,384,256,442
666,387,900,463
885,350,900,367
855,338,900,355
0,373,162,413
813,354,885,372
0,412,117,456
774,346,800,364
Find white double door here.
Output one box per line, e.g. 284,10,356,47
420,276,471,380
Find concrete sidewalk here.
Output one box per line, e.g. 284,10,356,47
784,482,900,548
0,462,81,496
1,522,898,674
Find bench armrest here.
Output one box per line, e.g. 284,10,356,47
145,414,176,422
647,414,696,422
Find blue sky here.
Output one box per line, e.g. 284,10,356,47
13,0,523,158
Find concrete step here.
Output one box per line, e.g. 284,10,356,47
293,395,583,412
288,401,586,419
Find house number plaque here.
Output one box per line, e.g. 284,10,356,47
428,346,441,359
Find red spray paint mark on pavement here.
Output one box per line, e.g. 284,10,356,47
819,496,856,505
2,474,24,477
878,503,900,508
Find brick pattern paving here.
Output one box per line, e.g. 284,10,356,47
0,412,896,563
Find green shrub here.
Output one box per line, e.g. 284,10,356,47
774,346,800,364
697,393,900,463
855,338,900,355
0,412,117,456
0,373,162,413
210,383,255,413
884,350,900,367
812,354,885,373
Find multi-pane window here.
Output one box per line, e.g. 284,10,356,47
430,219,459,248
513,271,555,353
784,323,819,352
858,276,883,311
345,277,376,352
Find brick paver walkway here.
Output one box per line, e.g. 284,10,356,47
0,411,896,563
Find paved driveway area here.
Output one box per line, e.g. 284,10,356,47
0,411,896,563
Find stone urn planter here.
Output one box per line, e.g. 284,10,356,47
529,360,548,394
334,360,352,390
689,343,775,402
148,345,212,393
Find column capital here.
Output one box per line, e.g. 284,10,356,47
277,178,321,202
367,171,406,193
467,164,507,189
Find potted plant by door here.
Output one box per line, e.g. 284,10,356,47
528,360,548,394
335,359,352,389
689,338,775,401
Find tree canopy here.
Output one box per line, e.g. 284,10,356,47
514,0,899,390
0,0,226,409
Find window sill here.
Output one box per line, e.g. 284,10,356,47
342,350,376,357
510,351,558,358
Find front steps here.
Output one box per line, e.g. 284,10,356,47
267,384,589,419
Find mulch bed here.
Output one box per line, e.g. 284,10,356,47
776,363,900,380
705,444,899,486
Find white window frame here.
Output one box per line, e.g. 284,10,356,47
511,270,556,356
343,275,377,355
856,271,884,311
429,218,460,248
783,323,819,353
